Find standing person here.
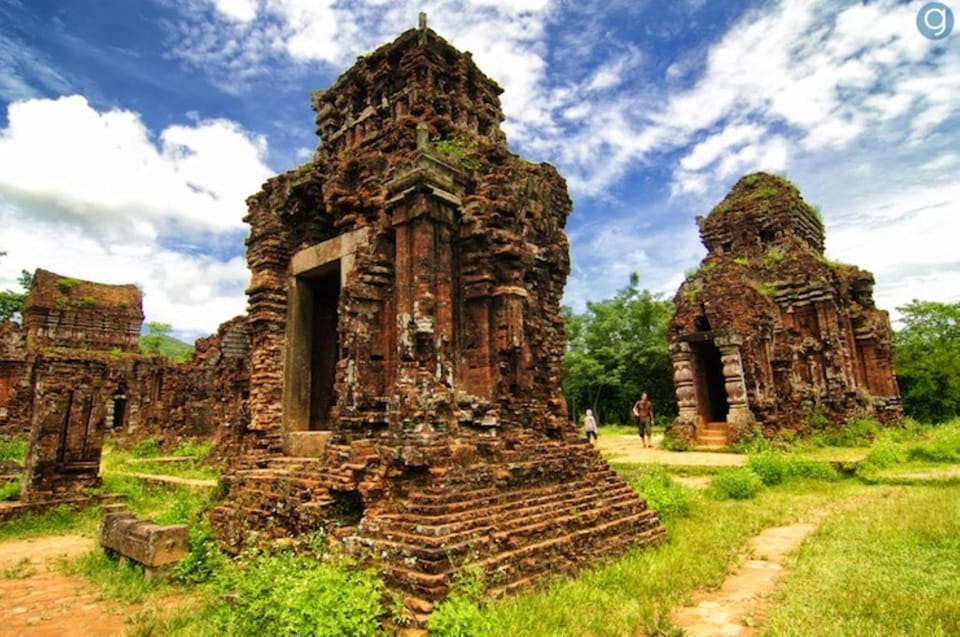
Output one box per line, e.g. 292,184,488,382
632,392,655,448
584,409,598,444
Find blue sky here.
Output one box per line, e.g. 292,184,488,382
0,0,957,340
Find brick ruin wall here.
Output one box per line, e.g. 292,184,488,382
241,26,571,455
669,172,901,439
22,269,144,353
2,312,250,479
212,21,665,624
0,321,28,438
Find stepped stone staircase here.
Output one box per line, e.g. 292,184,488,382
696,421,730,448
210,435,666,624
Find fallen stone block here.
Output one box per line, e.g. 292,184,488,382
99,510,188,573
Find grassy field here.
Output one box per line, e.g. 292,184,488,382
764,485,960,636
1,421,958,635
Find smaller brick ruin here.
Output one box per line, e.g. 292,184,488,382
1,269,250,504
668,173,901,445
211,17,665,625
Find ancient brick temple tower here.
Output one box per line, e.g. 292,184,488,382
668,173,901,445
211,16,664,623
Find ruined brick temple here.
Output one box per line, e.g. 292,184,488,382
211,17,664,622
0,269,249,505
668,173,901,445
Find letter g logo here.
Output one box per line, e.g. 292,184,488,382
917,2,955,40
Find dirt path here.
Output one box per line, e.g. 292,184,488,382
597,434,748,467
670,521,818,636
0,535,171,636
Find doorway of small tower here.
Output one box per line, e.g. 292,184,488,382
692,341,729,446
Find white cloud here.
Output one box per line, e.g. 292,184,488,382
0,96,270,336
0,96,272,236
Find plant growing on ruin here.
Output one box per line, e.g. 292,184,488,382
132,437,162,458
432,136,479,170
57,277,81,293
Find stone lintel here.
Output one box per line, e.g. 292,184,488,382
291,227,369,280
491,285,528,298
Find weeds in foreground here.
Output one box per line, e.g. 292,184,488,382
2,557,36,579
0,503,100,541
57,550,170,603
628,467,692,520
708,468,764,500
0,437,28,462
207,550,383,636
0,476,21,501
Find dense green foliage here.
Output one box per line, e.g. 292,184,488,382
562,273,674,425
708,467,764,500
209,550,383,636
628,466,691,520
895,300,960,423
0,437,28,462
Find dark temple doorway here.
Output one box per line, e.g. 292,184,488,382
306,264,341,430
694,342,729,422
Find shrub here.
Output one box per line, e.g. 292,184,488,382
812,417,882,448
748,454,789,486
709,468,763,500
908,427,960,463
57,277,81,293
729,424,776,454
865,438,908,469
174,520,227,585
430,566,492,637
630,467,691,520
787,459,840,481
660,432,689,452
173,439,212,461
212,551,383,636
131,437,161,458
0,477,21,501
0,438,28,462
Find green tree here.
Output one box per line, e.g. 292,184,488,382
562,273,675,425
140,321,172,354
894,299,960,423
0,253,30,323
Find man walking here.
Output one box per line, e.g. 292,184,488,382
632,392,655,448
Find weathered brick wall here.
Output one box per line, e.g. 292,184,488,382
669,173,901,435
110,316,251,454
20,353,111,501
243,24,572,453
22,269,143,352
0,321,29,438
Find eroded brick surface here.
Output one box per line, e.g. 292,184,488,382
212,19,665,624
668,173,901,444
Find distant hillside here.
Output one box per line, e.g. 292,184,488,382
139,333,194,362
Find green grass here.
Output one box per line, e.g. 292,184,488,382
764,485,960,636
102,443,220,482
472,480,866,637
57,549,171,603
1,476,22,501
0,503,102,541
100,474,214,525
0,437,28,462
